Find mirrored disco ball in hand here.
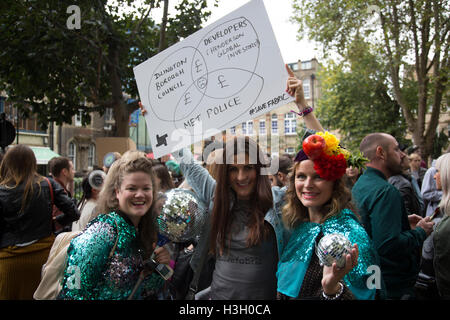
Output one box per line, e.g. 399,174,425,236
155,188,205,243
316,233,352,268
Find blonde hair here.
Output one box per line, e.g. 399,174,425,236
282,161,356,229
95,150,157,258
436,153,450,216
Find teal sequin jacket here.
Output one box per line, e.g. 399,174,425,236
58,211,164,300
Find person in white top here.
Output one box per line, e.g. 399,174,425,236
72,171,104,231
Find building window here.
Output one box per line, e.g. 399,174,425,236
302,78,310,99
242,120,253,135
259,120,266,135
229,126,236,135
88,144,95,168
104,108,113,121
288,63,299,71
302,61,311,70
285,147,295,154
271,114,278,135
284,113,297,135
4,102,45,133
75,110,83,127
68,142,76,170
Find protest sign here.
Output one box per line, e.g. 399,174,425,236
134,0,292,158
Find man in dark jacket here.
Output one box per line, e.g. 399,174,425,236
352,133,434,299
49,157,77,234
388,148,423,217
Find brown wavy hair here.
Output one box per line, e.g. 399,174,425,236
210,136,273,255
0,144,44,213
282,161,357,229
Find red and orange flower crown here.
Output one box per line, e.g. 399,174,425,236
294,131,350,181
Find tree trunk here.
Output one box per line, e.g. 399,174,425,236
108,39,130,137
158,0,169,53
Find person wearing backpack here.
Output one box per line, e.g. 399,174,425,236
57,151,170,300
0,145,80,300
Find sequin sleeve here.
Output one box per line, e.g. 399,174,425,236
141,272,166,296
59,218,118,300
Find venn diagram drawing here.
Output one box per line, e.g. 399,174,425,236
147,17,264,138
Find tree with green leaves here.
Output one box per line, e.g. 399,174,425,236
291,0,449,161
0,0,214,136
315,40,409,152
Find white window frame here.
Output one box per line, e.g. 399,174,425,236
302,78,310,99
302,61,311,70
284,113,297,135
242,120,253,135
271,114,278,135
104,107,114,121
68,141,76,170
259,119,266,135
88,144,95,168
285,147,295,154
75,109,83,127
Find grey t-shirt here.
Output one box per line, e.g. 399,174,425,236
211,199,278,300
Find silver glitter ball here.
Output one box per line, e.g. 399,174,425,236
315,233,352,268
154,188,205,243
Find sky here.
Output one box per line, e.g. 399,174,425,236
149,0,320,64
205,0,319,64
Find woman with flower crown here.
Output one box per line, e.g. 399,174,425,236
276,71,383,300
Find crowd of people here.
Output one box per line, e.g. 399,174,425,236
0,67,448,301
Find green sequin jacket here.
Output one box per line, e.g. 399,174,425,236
58,211,164,300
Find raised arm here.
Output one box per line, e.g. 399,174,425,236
285,64,324,132
172,148,216,205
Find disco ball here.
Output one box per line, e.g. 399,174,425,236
316,233,352,268
154,188,205,243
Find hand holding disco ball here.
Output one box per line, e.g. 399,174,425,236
316,233,359,296
316,233,353,268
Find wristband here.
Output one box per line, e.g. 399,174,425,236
291,106,314,117
322,282,344,300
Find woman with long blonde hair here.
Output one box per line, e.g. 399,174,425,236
432,153,450,298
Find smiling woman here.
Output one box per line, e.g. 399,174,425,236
58,151,171,300
172,135,288,300
115,171,154,227
277,129,382,301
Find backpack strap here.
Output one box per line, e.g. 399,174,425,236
44,177,54,206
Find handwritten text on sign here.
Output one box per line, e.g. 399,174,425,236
134,0,292,158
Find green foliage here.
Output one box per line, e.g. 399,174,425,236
315,41,408,152
432,130,449,160
0,0,213,132
346,150,369,171
291,0,448,161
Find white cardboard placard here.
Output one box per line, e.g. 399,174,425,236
133,0,292,158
